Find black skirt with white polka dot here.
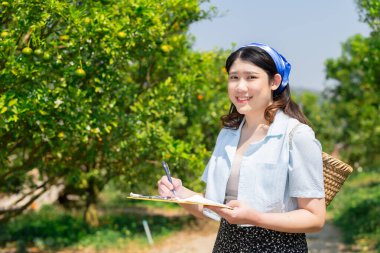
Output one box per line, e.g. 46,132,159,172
213,219,308,253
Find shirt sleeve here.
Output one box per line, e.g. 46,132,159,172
288,124,325,198
201,128,227,183
201,160,212,183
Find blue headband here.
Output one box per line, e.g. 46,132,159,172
240,42,291,95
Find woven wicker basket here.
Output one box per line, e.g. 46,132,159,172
322,152,353,206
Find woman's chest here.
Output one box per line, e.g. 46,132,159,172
213,135,289,183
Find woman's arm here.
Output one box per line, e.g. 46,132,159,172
207,197,326,233
158,176,205,218
256,198,326,233
177,195,205,218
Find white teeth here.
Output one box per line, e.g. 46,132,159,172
237,96,252,101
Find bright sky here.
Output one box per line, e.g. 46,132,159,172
189,0,371,92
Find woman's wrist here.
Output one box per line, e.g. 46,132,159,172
247,208,264,226
176,185,196,198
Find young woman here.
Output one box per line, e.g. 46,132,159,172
157,42,325,252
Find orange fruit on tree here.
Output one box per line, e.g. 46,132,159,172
34,49,43,56
75,68,86,77
59,35,70,41
1,31,9,37
117,31,127,39
22,47,33,55
43,52,51,60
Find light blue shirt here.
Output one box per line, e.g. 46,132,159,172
201,110,324,221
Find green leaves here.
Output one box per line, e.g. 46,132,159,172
0,0,226,223
356,0,380,31
323,1,380,169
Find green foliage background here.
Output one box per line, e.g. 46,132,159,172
322,0,380,169
0,0,229,225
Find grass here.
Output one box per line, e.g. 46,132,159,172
328,170,380,252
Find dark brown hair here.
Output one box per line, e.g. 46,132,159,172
221,47,310,129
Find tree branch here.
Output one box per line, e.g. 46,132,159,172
0,186,48,222
12,175,58,206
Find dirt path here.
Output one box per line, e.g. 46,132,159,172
127,219,348,253
126,219,219,253
307,222,346,253
144,220,218,253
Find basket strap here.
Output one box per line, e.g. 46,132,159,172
289,122,303,150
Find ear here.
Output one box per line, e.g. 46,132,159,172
271,74,282,91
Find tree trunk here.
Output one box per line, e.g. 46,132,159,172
84,180,99,227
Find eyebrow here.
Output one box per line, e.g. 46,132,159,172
229,71,260,75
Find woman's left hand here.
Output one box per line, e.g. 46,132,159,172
206,200,261,225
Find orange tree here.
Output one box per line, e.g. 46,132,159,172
292,0,380,169
0,0,229,226
323,0,380,169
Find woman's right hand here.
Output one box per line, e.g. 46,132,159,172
157,176,183,198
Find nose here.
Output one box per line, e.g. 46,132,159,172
235,79,248,92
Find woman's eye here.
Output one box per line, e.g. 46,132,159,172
247,76,257,80
229,75,238,80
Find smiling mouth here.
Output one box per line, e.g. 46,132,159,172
236,96,253,103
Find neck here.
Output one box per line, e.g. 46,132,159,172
243,110,269,130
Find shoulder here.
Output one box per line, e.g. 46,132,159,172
216,127,234,140
219,126,238,137
293,123,316,140
213,127,238,146
288,119,322,152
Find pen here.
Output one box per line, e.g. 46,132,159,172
162,161,176,196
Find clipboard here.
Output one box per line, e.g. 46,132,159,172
127,192,233,209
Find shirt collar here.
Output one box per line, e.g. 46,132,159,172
232,110,289,137
224,110,289,166
266,110,289,137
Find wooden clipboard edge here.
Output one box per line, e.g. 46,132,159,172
127,196,233,209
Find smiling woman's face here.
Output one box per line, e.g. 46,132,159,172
227,58,277,116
